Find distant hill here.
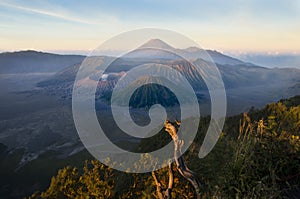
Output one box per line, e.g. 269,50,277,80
237,53,300,69
36,40,300,113
139,39,248,65
0,42,248,74
184,47,247,65
0,50,85,74
38,50,300,91
4,40,297,114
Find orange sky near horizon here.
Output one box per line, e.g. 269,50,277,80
1,0,299,54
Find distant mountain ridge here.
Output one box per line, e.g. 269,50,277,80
36,39,300,112
139,39,247,65
0,40,251,75
2,41,300,113
238,53,300,69
0,50,85,74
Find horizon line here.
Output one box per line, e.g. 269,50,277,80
1,48,300,56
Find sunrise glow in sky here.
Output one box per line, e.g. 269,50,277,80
1,0,299,54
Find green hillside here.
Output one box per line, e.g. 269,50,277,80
28,96,300,198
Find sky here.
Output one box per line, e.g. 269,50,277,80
0,0,300,54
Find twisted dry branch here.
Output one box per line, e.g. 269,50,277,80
163,120,202,199
152,162,173,199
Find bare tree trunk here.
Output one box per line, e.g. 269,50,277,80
164,120,202,199
152,162,173,199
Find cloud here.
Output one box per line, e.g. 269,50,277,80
0,1,101,25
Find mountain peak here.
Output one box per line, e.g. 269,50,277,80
140,39,175,50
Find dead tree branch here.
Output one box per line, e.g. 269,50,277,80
152,162,173,199
164,120,202,199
